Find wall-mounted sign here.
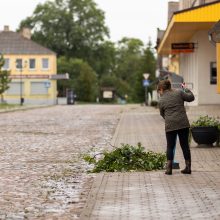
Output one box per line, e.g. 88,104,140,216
171,43,194,54
44,81,51,88
103,91,113,99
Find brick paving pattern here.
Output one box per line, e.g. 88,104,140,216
80,105,220,220
0,105,124,219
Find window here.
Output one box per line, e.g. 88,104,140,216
42,58,49,69
210,62,217,85
29,59,36,69
6,82,24,95
31,82,48,95
16,59,22,69
3,58,10,70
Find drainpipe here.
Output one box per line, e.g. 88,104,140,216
217,44,220,93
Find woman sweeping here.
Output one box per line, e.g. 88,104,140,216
157,79,195,175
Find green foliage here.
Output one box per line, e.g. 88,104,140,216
18,0,157,103
99,74,132,101
57,57,98,101
90,41,116,77
190,115,220,146
74,62,98,102
18,0,109,59
191,115,220,130
83,143,166,172
114,38,156,102
0,55,11,102
57,57,85,96
115,38,144,83
133,40,156,102
0,103,18,109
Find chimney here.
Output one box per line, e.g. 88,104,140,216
3,25,10,31
205,0,216,4
168,2,179,23
21,27,31,39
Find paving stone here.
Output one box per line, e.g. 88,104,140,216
0,105,124,219
80,105,220,220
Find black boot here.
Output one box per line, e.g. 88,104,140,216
165,160,172,175
181,160,191,174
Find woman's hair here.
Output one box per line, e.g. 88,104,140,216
157,79,171,92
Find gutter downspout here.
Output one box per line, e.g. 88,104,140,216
217,44,220,93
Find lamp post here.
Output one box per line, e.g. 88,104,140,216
143,73,150,105
16,60,27,105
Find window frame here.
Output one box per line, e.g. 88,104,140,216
29,58,36,70
210,61,217,85
16,58,23,70
2,58,10,70
42,58,49,70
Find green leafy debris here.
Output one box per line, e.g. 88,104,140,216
83,143,166,173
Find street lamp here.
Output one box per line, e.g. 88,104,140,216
16,59,27,105
208,20,220,45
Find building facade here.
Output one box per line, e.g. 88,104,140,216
0,26,58,105
157,0,220,105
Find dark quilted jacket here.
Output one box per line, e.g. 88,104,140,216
159,89,195,132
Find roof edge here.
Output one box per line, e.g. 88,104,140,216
174,0,220,15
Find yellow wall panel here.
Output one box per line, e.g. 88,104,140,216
217,44,220,93
175,3,220,22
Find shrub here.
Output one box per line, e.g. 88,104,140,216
190,115,220,146
83,143,166,172
191,115,220,129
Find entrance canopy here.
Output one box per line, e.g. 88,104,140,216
158,1,220,55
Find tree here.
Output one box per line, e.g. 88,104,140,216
74,61,98,102
57,57,83,96
141,40,156,82
57,57,98,101
18,0,109,60
0,55,11,103
90,41,116,77
114,38,145,101
133,40,157,102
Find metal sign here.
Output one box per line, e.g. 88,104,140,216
171,43,194,54
143,79,150,87
103,91,113,98
143,73,150,79
171,43,194,50
44,81,51,88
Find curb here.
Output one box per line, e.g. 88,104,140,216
0,105,54,113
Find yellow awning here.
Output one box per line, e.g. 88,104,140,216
158,1,220,55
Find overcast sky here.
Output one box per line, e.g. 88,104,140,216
0,0,172,45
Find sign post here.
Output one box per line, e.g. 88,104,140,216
143,73,150,106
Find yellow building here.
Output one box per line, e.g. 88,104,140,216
157,0,220,105
0,26,58,105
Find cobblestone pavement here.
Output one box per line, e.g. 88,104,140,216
0,105,125,219
80,105,220,220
